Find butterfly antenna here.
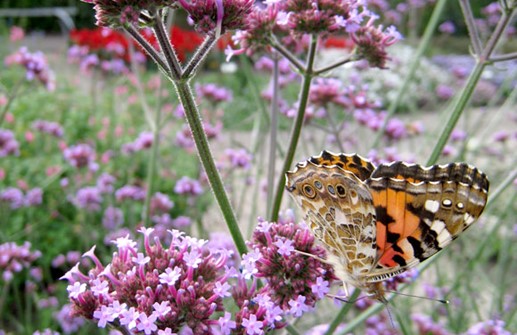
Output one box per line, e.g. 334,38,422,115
385,290,449,304
384,302,396,329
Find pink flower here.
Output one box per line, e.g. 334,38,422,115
9,26,25,42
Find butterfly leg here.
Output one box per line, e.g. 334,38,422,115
293,249,331,264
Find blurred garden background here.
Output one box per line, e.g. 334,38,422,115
1,0,517,334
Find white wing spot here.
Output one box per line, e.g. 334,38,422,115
463,213,475,225
437,228,452,247
425,200,440,213
431,220,446,234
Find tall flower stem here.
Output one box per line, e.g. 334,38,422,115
369,0,447,150
269,35,318,222
266,52,280,219
126,14,247,254
426,3,516,166
174,80,247,255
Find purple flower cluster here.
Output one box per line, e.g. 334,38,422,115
465,319,512,335
179,0,254,34
63,228,228,334
196,83,233,104
31,120,64,138
0,187,43,209
72,186,103,212
102,206,125,229
63,143,98,171
246,213,335,315
115,185,146,202
53,304,86,334
121,131,154,155
224,148,253,170
174,176,203,196
81,0,176,27
0,241,42,282
4,47,55,91
351,16,401,69
0,129,20,157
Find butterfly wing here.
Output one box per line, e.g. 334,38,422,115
365,161,489,282
307,150,375,181
285,160,378,285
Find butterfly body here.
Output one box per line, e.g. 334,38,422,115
285,151,489,302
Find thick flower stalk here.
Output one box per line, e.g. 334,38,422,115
62,228,228,334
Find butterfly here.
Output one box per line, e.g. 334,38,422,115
285,150,489,303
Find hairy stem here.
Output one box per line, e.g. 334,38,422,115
152,9,182,79
174,80,247,255
125,24,170,75
269,35,318,222
183,34,217,78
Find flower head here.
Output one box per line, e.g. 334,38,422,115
0,129,20,157
179,0,254,34
4,47,55,90
64,229,228,333
351,17,401,69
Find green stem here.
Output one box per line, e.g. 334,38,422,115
427,4,515,166
370,0,447,149
174,80,247,255
269,35,318,222
324,289,361,335
266,52,280,219
426,63,485,165
152,9,182,79
143,88,163,225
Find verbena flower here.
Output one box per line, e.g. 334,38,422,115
53,304,86,334
464,319,512,335
247,213,335,312
96,173,117,194
279,0,368,35
178,0,254,34
72,187,103,212
63,143,98,171
0,241,41,283
224,148,253,170
0,187,25,209
81,0,178,28
351,16,401,69
32,120,64,138
115,185,146,202
195,83,233,104
102,206,125,230
24,188,43,207
62,228,228,334
0,129,20,157
4,47,55,91
150,192,174,215
412,313,450,335
174,177,203,196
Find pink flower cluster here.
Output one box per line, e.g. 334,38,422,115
4,47,55,91
63,228,228,334
0,241,42,282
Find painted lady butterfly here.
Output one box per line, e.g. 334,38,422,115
285,151,489,303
